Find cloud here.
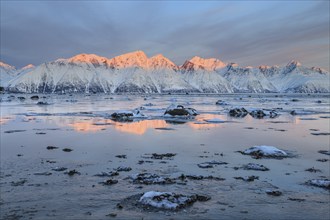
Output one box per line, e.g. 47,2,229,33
0,1,329,70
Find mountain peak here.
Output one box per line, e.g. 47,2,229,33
182,56,226,71
286,60,301,68
21,64,35,70
149,54,178,70
108,50,148,69
0,61,16,70
67,53,110,67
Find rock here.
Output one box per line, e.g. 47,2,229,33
94,171,119,177
111,109,146,121
11,179,27,186
179,174,225,181
34,172,52,176
115,155,127,159
138,191,210,210
249,110,266,119
234,175,259,182
243,163,269,171
215,100,228,105
37,101,49,105
290,110,297,115
291,99,299,102
240,145,288,158
17,97,25,100
52,167,67,172
197,161,228,169
151,153,176,160
311,132,330,136
317,158,329,162
318,150,330,156
266,190,282,196
288,197,305,202
62,148,73,152
306,179,330,189
115,166,132,172
101,179,118,185
4,130,26,134
164,105,198,117
130,173,176,185
106,213,117,217
30,95,39,100
47,146,59,150
65,169,80,176
305,167,321,173
229,108,248,118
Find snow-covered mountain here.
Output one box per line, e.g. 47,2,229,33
3,51,330,93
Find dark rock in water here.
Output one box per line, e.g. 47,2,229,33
306,179,330,189
154,127,175,131
151,153,176,160
37,101,49,105
234,175,259,182
34,172,52,176
36,132,46,135
215,100,227,105
249,110,266,119
164,105,198,116
115,166,132,172
11,179,27,186
31,95,39,100
291,99,299,102
311,132,330,136
17,97,25,100
229,108,248,118
266,190,282,196
318,150,330,155
101,179,118,185
179,174,225,181
243,163,269,171
62,148,73,152
66,169,80,176
130,173,176,185
4,130,26,134
138,191,211,210
317,158,329,162
47,146,59,150
288,197,305,202
290,110,297,115
305,167,321,173
94,171,119,177
52,167,67,172
197,161,228,169
316,100,322,103
115,154,127,159
111,112,133,120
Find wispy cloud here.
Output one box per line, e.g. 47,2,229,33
0,1,328,70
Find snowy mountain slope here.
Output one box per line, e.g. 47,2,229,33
0,61,17,87
262,61,330,93
183,69,234,93
4,52,330,93
222,64,278,93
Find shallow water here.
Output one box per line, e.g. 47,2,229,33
0,93,329,219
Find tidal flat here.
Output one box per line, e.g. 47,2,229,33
0,93,329,220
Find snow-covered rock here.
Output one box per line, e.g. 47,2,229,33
307,179,330,189
139,191,210,210
242,145,288,158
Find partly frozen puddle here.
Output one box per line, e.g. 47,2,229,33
1,93,329,219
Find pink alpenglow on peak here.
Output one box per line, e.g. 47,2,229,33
108,50,149,69
0,61,16,70
67,54,110,67
148,54,179,70
21,64,35,70
182,56,227,71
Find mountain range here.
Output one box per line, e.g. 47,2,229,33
1,51,329,93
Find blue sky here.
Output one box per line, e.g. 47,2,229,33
1,1,329,70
